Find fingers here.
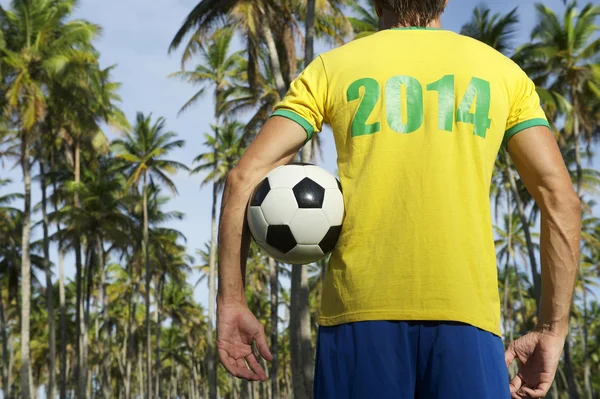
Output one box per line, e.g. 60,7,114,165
245,353,268,381
520,384,550,398
505,342,516,368
255,325,273,361
218,348,260,382
509,373,551,399
509,374,523,394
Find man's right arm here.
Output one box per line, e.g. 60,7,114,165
507,126,581,337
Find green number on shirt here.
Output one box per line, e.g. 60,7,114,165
347,78,381,137
346,75,492,138
426,75,455,132
456,78,492,138
386,76,423,134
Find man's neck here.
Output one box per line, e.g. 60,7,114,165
381,16,442,30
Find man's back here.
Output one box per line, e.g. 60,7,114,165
216,3,579,398
274,28,549,336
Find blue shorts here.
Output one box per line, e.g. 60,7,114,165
314,321,511,399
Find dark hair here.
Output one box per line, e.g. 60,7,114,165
380,0,447,26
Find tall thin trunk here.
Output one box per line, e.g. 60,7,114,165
142,173,153,399
81,244,94,398
50,147,68,399
125,279,137,399
289,127,316,399
305,0,316,67
155,276,164,399
269,259,279,399
169,363,175,399
20,131,34,399
572,109,591,399
290,264,313,399
97,235,111,399
174,364,180,399
0,281,10,399
563,339,580,399
39,159,57,399
191,362,199,399
263,23,288,99
74,141,86,399
138,340,144,399
207,168,218,399
502,189,512,346
503,150,541,308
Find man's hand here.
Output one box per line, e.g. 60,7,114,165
216,301,273,382
505,329,565,398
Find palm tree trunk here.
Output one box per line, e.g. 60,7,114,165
579,267,591,399
81,244,94,398
289,132,316,399
142,173,153,399
305,0,316,67
155,276,164,399
0,281,10,399
39,159,57,399
290,263,314,399
262,23,288,99
125,280,137,399
50,147,68,399
503,150,541,308
563,339,581,399
19,131,34,399
207,174,218,399
97,235,111,399
73,140,87,399
174,364,180,399
269,259,279,399
138,340,145,399
572,108,591,399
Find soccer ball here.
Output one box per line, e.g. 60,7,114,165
247,163,344,265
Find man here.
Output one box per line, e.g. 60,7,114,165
215,0,581,398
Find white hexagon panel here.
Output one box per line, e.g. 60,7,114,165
289,209,331,245
267,164,307,188
321,189,344,226
261,188,299,225
247,206,269,242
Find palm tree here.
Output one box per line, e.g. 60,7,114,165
0,0,100,396
170,27,243,398
169,0,290,98
190,120,245,397
460,5,545,309
517,2,600,196
460,6,519,54
515,5,600,397
113,112,188,399
347,1,380,39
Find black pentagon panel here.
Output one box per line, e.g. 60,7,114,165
289,162,313,166
267,225,297,254
250,178,270,206
293,178,325,209
319,225,342,254
336,178,342,193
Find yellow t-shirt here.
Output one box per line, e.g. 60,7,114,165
272,28,549,336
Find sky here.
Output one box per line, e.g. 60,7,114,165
0,0,598,311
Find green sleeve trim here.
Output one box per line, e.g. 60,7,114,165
271,110,315,143
503,118,551,147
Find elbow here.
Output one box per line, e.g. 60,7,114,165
225,166,254,192
539,187,580,217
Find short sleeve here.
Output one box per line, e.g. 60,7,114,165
504,68,550,146
272,56,328,143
